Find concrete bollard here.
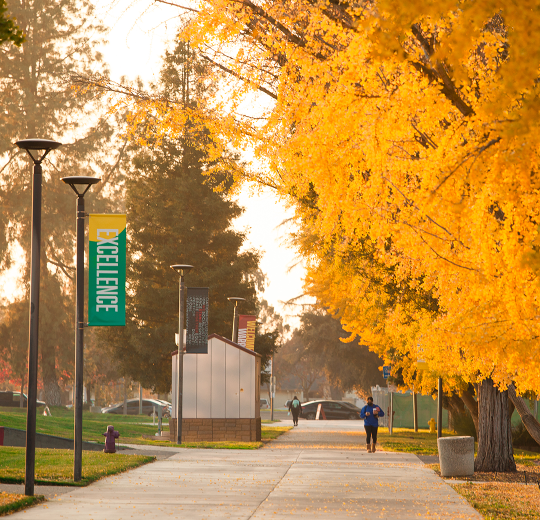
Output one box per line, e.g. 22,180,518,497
437,436,474,477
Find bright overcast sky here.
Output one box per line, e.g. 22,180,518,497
91,0,310,329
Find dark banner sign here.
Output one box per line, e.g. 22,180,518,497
186,287,209,354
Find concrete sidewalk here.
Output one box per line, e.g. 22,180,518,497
8,425,481,519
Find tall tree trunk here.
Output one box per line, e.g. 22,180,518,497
461,386,479,435
508,384,540,445
475,378,516,472
43,374,62,406
95,384,102,407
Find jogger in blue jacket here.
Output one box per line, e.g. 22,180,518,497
360,396,385,452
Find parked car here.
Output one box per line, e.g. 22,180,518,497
0,391,46,408
300,400,361,420
102,398,170,417
260,398,269,409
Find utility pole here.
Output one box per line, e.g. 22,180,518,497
270,354,274,421
171,264,193,444
437,377,443,439
413,390,418,433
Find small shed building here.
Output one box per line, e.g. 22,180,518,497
170,334,261,442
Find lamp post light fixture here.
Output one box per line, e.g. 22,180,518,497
171,264,193,445
61,176,100,482
227,297,245,344
16,138,62,497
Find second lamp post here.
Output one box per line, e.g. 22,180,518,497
171,264,193,445
61,176,100,482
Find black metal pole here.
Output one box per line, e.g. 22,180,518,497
437,377,443,439
177,273,185,444
232,303,238,343
24,162,42,497
74,195,85,481
270,354,274,421
413,390,418,433
389,391,394,435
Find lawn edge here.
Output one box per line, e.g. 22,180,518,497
0,454,156,487
0,495,45,516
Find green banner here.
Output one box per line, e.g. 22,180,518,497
88,214,126,326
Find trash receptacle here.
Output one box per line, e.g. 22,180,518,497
437,436,474,477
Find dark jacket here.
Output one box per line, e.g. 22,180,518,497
360,403,384,427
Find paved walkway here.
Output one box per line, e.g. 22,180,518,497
7,422,481,519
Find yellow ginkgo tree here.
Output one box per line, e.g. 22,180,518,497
94,1,540,472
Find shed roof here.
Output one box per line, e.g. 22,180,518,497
171,333,262,358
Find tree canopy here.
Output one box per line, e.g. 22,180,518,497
0,0,23,46
102,0,540,397
0,0,125,404
97,41,264,393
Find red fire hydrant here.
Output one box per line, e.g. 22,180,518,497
103,425,120,453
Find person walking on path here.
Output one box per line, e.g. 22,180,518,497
289,396,301,426
360,396,384,452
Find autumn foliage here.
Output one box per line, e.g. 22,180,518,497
102,2,540,399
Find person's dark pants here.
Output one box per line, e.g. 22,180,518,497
292,410,300,425
365,425,378,444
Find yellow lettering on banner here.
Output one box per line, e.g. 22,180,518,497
95,229,120,315
246,320,256,350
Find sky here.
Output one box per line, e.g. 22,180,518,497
91,0,311,330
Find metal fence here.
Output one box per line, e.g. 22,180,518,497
371,387,449,429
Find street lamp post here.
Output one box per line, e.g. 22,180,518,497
437,377,443,439
171,264,193,445
227,297,245,343
61,176,100,482
16,138,62,497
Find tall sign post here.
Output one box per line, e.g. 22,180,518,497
61,179,105,482
270,355,274,421
171,265,193,444
437,377,443,439
413,389,418,432
17,139,62,497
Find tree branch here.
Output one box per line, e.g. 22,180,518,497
153,0,200,12
200,54,277,100
508,384,540,445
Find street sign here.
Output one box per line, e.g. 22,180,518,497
417,359,429,370
383,366,391,379
186,287,209,354
88,214,126,326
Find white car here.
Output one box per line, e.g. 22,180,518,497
260,399,270,409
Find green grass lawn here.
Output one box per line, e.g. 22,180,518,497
0,405,168,445
261,426,292,440
0,407,289,449
0,493,44,516
378,427,539,462
378,427,458,455
0,446,154,486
